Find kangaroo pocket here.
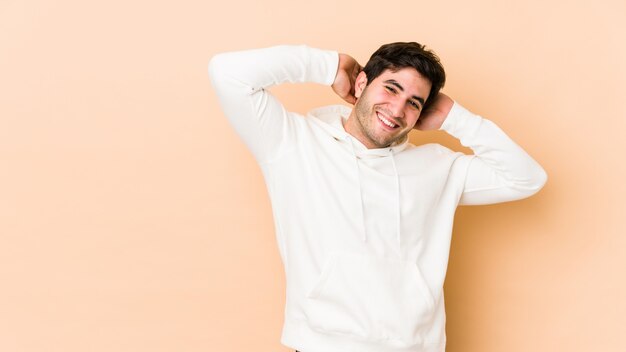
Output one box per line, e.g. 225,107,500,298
304,252,436,347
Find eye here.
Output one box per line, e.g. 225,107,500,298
408,100,421,110
385,86,397,94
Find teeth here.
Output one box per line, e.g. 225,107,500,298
377,112,397,128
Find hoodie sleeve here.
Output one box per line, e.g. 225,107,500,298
440,102,548,205
208,45,339,163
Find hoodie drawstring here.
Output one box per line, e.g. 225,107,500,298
389,148,402,250
346,135,403,254
347,136,367,243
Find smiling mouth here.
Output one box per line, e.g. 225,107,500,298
376,111,399,129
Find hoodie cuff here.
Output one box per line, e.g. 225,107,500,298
438,101,483,137
308,47,339,86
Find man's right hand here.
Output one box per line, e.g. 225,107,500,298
332,53,362,105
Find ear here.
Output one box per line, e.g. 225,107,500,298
354,71,368,99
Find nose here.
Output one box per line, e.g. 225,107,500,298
389,96,405,118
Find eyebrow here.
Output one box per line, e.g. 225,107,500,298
383,79,426,107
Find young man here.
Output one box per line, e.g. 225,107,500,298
208,43,546,352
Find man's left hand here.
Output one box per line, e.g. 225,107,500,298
413,93,454,131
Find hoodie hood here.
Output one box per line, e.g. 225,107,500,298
307,104,410,156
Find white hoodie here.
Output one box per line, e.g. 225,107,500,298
208,45,547,352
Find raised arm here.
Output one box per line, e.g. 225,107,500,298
208,45,339,163
417,93,547,205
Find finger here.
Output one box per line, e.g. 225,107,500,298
353,66,361,80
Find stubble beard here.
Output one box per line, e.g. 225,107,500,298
354,95,409,149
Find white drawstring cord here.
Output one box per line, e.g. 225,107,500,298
389,148,402,255
347,136,367,242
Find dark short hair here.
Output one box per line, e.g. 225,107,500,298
363,42,446,110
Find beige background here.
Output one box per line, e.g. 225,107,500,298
1,0,625,351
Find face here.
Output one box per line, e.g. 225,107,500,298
345,67,432,149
